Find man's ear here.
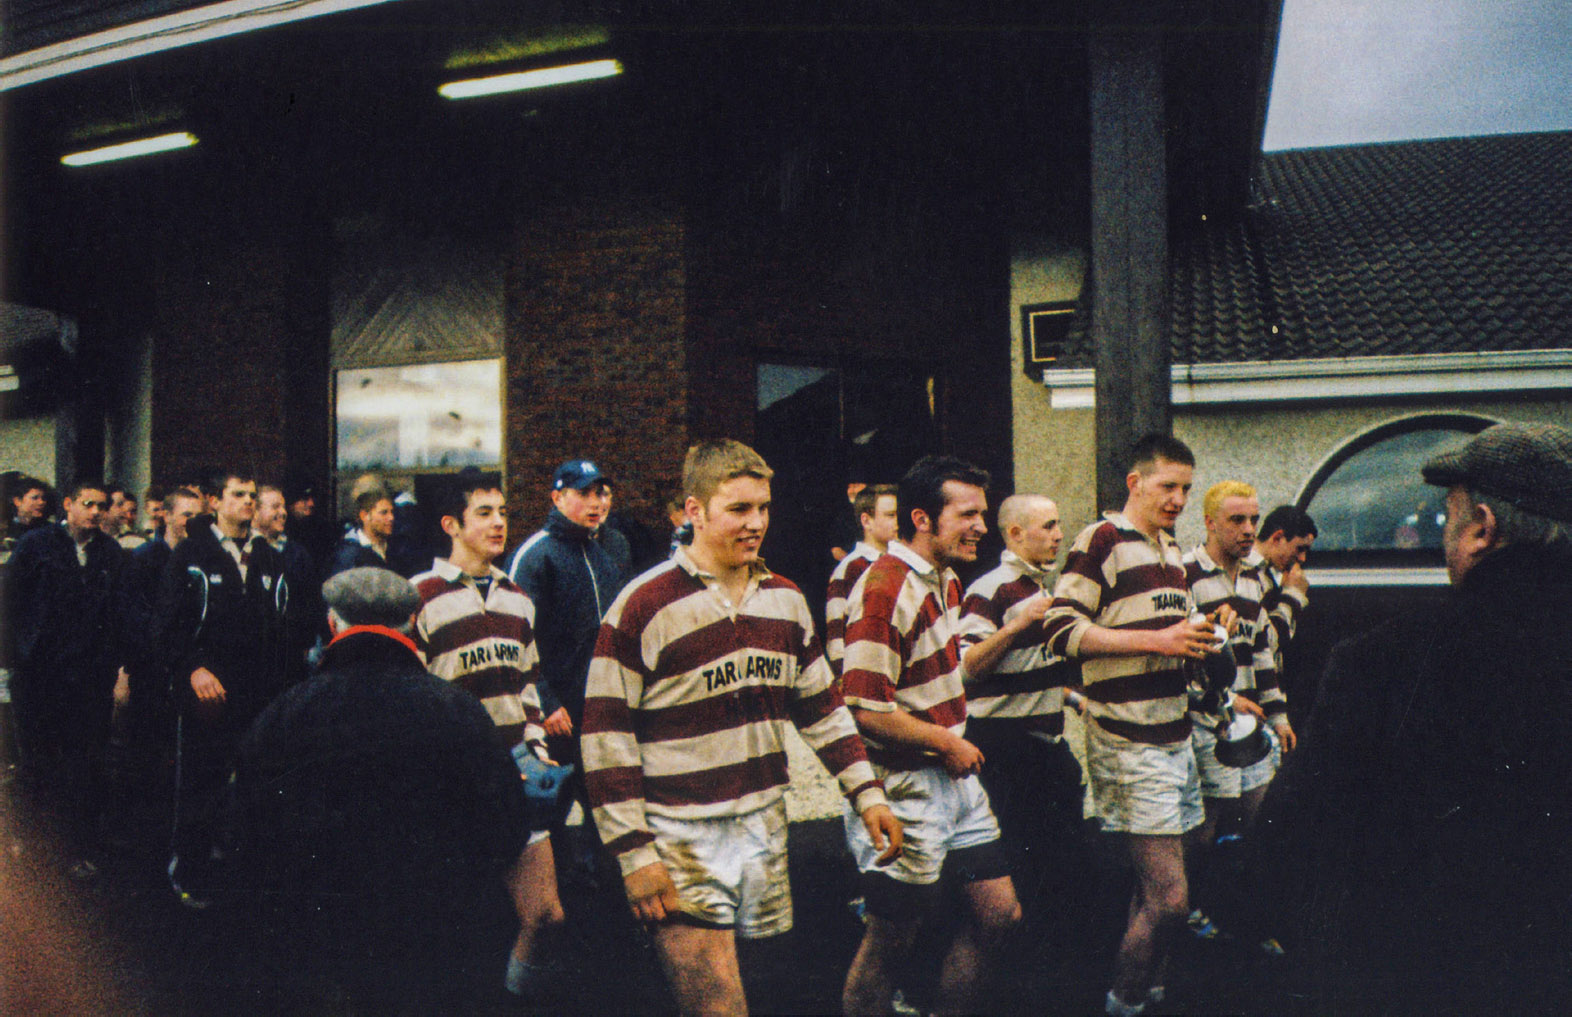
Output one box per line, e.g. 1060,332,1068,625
684,495,705,525
439,514,461,539
1126,470,1142,496
1474,501,1500,550
910,508,932,536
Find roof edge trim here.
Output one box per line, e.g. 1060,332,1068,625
1303,567,1449,588
0,0,402,92
1041,350,1572,408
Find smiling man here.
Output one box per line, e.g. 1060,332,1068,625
582,439,897,1017
840,455,1022,1017
1043,434,1221,1017
411,468,560,1003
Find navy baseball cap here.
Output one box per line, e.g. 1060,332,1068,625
552,459,609,491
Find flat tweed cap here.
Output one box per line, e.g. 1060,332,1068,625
322,567,421,628
1422,422,1572,523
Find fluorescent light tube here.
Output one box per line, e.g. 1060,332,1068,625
438,59,622,100
61,131,198,167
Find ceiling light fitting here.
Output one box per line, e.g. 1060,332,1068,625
438,58,622,100
61,131,198,167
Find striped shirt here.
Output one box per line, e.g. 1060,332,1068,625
1043,512,1195,745
842,540,969,771
581,547,886,877
825,541,882,677
413,557,545,749
1184,547,1285,719
1253,552,1308,672
957,549,1078,742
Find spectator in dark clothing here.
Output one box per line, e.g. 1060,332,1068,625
231,567,529,1014
5,479,128,877
122,487,205,777
158,469,288,905
324,490,395,579
503,459,629,742
283,476,337,567
1255,422,1572,1016
257,484,322,686
388,488,433,577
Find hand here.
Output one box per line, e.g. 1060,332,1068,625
624,860,682,923
1065,689,1088,715
113,667,131,708
543,707,573,738
1274,719,1297,753
189,667,226,704
1284,561,1309,595
861,804,904,866
1231,695,1266,722
1150,618,1218,660
1209,605,1240,637
1005,595,1052,634
937,732,985,778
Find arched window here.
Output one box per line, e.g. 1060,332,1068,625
1298,414,1496,560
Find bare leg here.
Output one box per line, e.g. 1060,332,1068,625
652,922,748,1017
1110,834,1187,1007
508,836,566,966
843,914,920,1017
934,875,1021,1016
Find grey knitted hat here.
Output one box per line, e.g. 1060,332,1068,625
1422,422,1572,523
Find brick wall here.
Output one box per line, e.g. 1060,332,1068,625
505,203,690,543
150,222,329,491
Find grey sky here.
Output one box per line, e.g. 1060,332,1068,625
1264,0,1572,151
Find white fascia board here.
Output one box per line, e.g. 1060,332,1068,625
1304,567,1450,588
1,0,402,91
1042,349,1572,409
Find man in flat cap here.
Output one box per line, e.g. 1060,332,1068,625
231,567,529,1013
1254,422,1572,1016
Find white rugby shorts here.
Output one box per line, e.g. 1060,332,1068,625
844,767,1001,886
646,798,792,939
1086,720,1204,836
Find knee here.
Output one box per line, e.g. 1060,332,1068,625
977,897,1022,938
536,897,566,928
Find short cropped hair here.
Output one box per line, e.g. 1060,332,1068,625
201,467,254,499
853,483,897,521
1127,433,1195,476
1203,480,1257,521
166,487,202,510
144,483,166,504
897,456,991,542
683,440,773,505
434,468,501,526
1259,505,1318,542
63,477,107,502
1466,489,1570,552
356,490,393,517
106,483,134,503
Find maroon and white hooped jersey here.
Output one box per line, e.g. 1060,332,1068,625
581,547,885,877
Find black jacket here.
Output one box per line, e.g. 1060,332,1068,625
231,627,528,923
6,523,129,690
157,517,289,728
323,532,391,582
1256,542,1572,1015
504,508,629,721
